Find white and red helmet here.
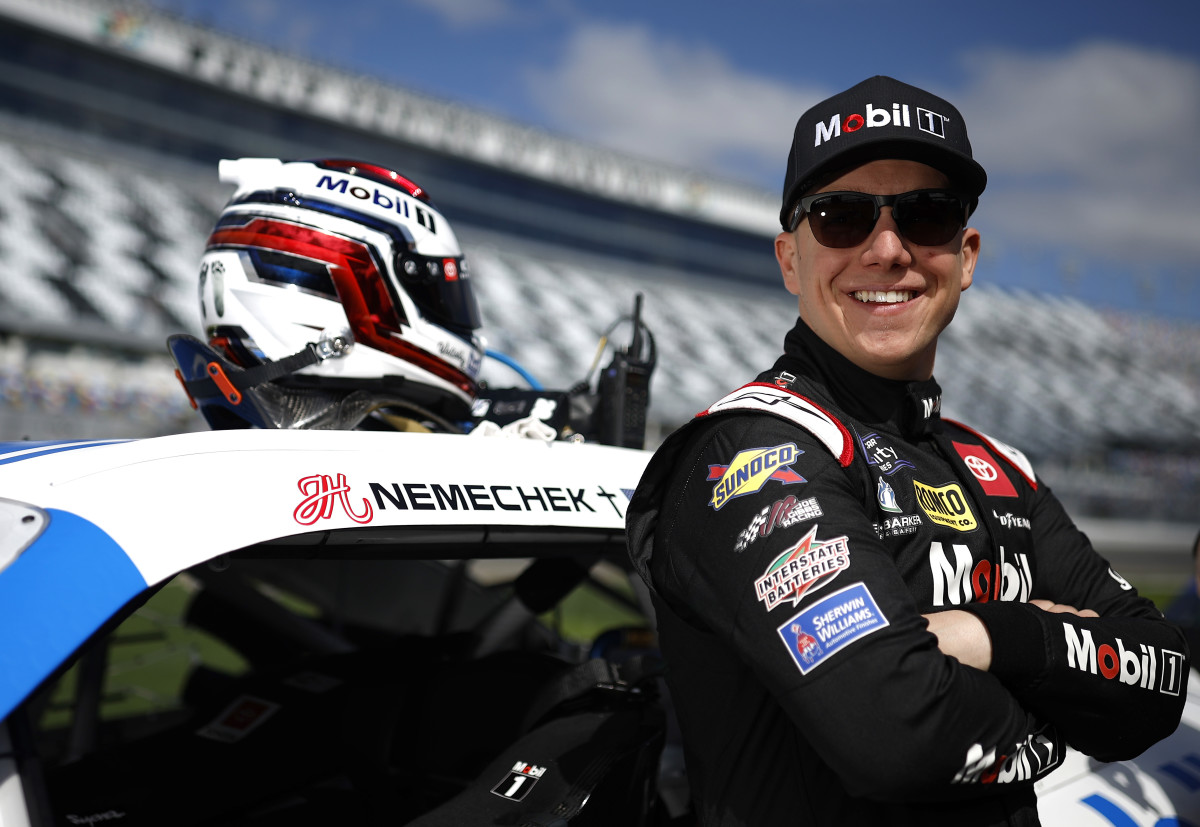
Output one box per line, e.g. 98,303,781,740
194,157,484,423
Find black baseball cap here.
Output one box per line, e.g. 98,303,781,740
780,75,987,229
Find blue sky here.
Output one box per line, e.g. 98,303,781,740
145,0,1200,322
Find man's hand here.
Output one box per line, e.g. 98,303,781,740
1029,599,1098,618
923,610,992,671
924,600,1100,672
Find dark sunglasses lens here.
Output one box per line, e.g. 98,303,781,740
894,192,965,246
808,194,877,248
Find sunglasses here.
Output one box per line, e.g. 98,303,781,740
788,189,969,248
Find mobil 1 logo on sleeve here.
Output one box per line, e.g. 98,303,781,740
491,761,547,801
1063,624,1186,697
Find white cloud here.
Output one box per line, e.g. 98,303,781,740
525,23,825,186
959,42,1200,265
530,27,1200,270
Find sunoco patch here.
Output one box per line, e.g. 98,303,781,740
777,583,889,675
707,443,804,510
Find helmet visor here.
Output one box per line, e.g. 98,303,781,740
396,252,481,336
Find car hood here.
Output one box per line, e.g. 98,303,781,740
0,430,652,721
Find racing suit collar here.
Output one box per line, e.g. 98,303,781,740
779,317,942,440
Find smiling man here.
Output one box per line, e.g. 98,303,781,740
626,76,1187,826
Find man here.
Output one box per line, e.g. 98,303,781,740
626,76,1188,826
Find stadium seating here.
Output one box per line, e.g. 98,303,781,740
0,129,1197,520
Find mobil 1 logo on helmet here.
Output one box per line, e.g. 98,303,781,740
815,103,949,146
315,174,440,234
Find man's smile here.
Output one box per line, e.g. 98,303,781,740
851,290,917,304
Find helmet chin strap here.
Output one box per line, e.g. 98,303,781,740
175,330,352,407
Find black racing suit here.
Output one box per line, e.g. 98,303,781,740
626,318,1188,826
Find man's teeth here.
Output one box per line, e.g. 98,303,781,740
854,290,914,304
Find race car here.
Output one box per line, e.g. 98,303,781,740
0,430,676,826
0,432,1198,826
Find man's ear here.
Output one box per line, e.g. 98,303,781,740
960,227,981,291
776,231,802,296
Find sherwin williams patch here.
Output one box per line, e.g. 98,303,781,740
777,582,888,675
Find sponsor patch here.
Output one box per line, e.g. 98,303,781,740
929,542,1032,606
953,442,1018,498
491,761,546,801
920,394,942,419
953,728,1061,784
1062,623,1185,696
858,431,915,476
707,443,804,510
873,513,923,539
777,583,888,675
991,510,1030,530
876,477,901,513
944,420,1037,489
754,525,849,610
735,495,823,552
913,480,977,532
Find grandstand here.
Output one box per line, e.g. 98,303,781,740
0,0,1196,569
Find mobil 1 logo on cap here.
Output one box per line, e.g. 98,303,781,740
815,102,950,145
491,761,547,802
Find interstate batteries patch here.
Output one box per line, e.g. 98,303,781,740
754,525,850,610
708,443,804,510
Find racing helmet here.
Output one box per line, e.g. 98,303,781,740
175,158,484,430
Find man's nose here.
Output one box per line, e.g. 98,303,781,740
863,208,912,266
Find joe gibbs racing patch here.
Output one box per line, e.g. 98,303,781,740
736,495,823,553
